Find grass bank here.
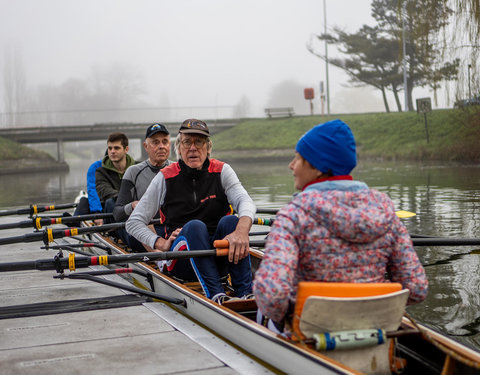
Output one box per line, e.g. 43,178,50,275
1,108,479,174
0,137,68,174
212,108,480,162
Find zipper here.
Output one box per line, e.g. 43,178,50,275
192,178,197,204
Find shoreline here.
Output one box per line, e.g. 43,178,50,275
0,159,69,175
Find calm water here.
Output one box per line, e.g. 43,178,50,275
2,156,480,351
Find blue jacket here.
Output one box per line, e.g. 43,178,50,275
87,160,103,213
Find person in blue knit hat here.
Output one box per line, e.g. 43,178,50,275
253,119,428,333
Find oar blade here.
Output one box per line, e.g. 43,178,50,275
395,210,416,219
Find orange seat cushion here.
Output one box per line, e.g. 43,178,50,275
292,282,403,338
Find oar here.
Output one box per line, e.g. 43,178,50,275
256,208,416,219
253,218,275,226
0,213,113,230
0,203,78,217
41,243,111,251
0,219,161,246
0,240,229,273
249,231,270,236
0,222,132,247
411,238,480,246
54,270,185,305
256,208,280,215
0,222,124,246
248,237,480,248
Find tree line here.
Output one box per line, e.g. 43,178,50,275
308,0,479,112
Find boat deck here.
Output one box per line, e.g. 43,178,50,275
0,215,274,375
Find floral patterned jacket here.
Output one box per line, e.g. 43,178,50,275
253,179,428,323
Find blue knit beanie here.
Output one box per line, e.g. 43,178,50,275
295,119,357,176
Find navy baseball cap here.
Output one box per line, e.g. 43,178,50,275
145,123,169,139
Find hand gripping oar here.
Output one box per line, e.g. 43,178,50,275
0,219,160,246
0,240,229,273
0,213,113,231
0,203,78,217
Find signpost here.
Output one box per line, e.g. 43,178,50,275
304,88,315,115
416,97,432,143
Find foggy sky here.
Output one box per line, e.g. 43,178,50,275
0,0,424,121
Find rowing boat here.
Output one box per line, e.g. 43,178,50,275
74,222,480,375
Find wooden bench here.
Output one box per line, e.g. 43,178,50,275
264,107,295,118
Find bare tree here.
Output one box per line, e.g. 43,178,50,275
2,46,27,127
233,95,251,118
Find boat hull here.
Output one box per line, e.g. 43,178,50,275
81,229,480,375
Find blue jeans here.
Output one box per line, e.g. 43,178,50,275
169,216,252,299
104,198,116,224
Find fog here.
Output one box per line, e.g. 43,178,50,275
0,0,442,127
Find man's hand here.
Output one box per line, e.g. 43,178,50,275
224,217,252,264
93,218,104,226
131,200,139,210
154,227,182,252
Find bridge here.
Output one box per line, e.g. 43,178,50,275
0,120,238,161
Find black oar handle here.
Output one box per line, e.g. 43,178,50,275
256,208,280,215
0,219,162,246
34,213,113,229
412,238,480,246
0,213,113,231
0,203,78,217
0,222,125,246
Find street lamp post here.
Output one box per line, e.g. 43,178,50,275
402,1,409,111
468,64,472,100
323,0,330,115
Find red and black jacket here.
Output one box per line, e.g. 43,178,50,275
159,158,231,236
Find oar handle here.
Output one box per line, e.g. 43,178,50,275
35,213,113,229
0,203,78,217
213,239,229,248
0,231,45,245
0,220,32,230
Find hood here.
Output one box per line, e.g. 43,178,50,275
101,154,136,175
295,180,397,243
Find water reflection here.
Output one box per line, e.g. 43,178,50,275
1,157,480,350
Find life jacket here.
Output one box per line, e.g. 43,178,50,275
160,158,231,236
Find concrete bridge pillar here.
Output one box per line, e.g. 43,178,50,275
57,139,65,162
140,137,148,160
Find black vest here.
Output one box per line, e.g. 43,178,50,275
160,159,231,235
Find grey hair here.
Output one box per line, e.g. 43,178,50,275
174,133,213,160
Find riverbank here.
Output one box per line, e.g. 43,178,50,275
0,137,69,175
1,108,479,175
213,108,480,162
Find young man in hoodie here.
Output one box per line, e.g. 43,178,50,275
95,132,136,214
253,119,428,332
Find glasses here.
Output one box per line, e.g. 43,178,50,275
181,138,207,148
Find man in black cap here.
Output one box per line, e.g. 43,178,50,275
127,119,255,303
113,123,172,251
